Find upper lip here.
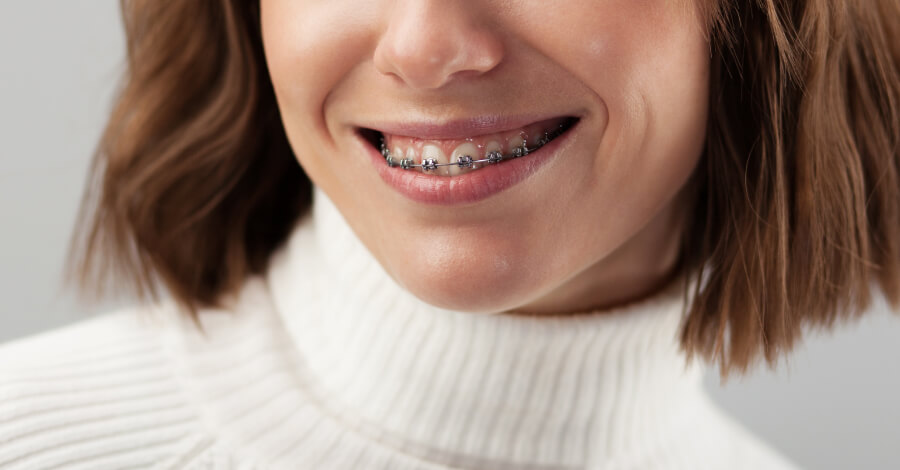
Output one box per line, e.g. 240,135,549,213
357,113,579,140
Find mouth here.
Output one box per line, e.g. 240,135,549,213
358,116,579,176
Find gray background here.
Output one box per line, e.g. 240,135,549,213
1,2,898,469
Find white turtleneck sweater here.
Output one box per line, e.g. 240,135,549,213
0,186,802,469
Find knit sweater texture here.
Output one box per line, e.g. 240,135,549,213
0,186,803,469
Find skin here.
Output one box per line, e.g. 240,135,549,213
260,0,710,315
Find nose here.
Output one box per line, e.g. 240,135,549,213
373,1,505,89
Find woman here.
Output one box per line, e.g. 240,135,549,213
1,0,898,468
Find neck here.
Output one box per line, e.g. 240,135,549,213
265,186,707,468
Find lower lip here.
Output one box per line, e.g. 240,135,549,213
364,122,576,206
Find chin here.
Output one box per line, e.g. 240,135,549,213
384,246,543,314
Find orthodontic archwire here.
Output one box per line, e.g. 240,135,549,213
379,122,568,171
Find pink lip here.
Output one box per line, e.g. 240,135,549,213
361,118,578,206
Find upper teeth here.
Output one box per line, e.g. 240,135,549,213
379,123,566,175
382,142,529,174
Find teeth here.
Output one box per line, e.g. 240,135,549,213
389,145,403,167
421,144,449,175
449,142,479,176
508,135,525,158
537,131,550,147
484,141,502,164
380,117,572,175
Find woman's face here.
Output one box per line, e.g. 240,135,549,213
260,0,710,314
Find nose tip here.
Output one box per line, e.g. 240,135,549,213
373,4,504,89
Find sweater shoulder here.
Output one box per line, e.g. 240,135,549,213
0,305,204,469
0,304,179,380
0,275,276,369
0,278,280,469
1,305,162,358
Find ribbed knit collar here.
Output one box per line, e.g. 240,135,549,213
265,186,708,469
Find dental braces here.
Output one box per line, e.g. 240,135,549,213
379,122,568,171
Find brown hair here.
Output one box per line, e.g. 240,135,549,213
67,0,900,379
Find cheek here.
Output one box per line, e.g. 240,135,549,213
516,0,709,159
517,1,709,238
621,14,710,199
260,0,374,136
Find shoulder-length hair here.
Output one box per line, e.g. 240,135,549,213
67,0,900,379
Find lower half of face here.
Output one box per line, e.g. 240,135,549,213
261,0,711,314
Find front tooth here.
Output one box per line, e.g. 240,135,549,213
483,141,502,167
421,144,448,175
450,142,479,176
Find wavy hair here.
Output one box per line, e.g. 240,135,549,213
67,0,900,379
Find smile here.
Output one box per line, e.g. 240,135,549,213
359,115,581,205
361,116,578,176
